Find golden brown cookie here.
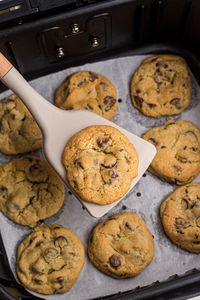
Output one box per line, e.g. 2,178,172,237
160,183,200,253
0,94,42,154
54,71,117,120
143,119,200,184
88,212,154,278
17,224,85,294
63,125,138,205
0,156,65,227
131,55,191,117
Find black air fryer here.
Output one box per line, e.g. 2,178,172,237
0,0,200,299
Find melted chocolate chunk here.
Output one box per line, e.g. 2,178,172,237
173,165,183,173
109,171,119,183
89,72,98,82
100,82,108,92
149,137,159,146
0,185,8,199
170,98,182,109
176,155,188,163
54,236,68,248
43,248,59,263
147,103,157,108
97,137,110,148
181,198,189,210
77,79,86,87
125,222,134,231
61,87,69,101
56,277,65,288
29,163,44,177
175,217,187,230
109,254,121,268
103,96,116,111
34,279,43,285
134,96,143,108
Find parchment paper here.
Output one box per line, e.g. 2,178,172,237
0,55,200,300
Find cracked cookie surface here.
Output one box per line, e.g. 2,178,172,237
131,55,191,117
17,224,85,294
160,183,200,253
143,120,200,185
0,156,65,227
54,71,117,120
0,94,42,154
63,125,138,205
88,212,154,278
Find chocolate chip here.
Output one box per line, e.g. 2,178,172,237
54,236,68,248
103,96,116,111
155,62,168,68
77,79,86,87
134,96,143,108
175,217,187,230
89,72,98,82
125,222,133,231
149,137,159,146
35,240,44,247
86,104,94,110
181,198,189,210
147,103,157,108
155,62,162,67
97,137,110,148
161,145,166,149
100,82,108,92
109,171,119,183
136,89,141,94
173,165,183,173
53,225,62,230
176,155,188,163
56,277,65,288
43,248,59,263
61,87,69,101
170,98,182,109
183,146,187,150
192,147,198,152
34,279,43,285
192,241,200,244
0,185,8,199
191,201,200,209
29,163,44,177
109,254,121,268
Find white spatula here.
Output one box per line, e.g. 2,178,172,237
0,52,156,218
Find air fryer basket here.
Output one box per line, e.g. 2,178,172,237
0,0,200,299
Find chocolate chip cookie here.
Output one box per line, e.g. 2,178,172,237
143,120,200,184
0,156,65,227
63,125,138,205
160,183,200,253
0,94,42,154
131,55,191,117
54,71,117,120
17,224,85,294
88,212,154,278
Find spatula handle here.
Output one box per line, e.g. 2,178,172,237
0,52,13,78
0,52,55,133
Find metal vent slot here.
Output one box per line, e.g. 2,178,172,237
0,4,22,15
